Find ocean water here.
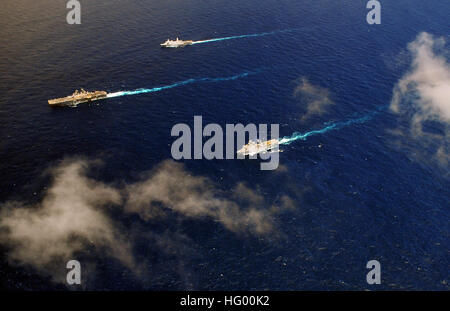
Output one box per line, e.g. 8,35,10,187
0,0,449,290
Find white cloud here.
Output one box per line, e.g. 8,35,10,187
124,161,286,236
294,77,334,122
0,159,136,282
390,32,450,168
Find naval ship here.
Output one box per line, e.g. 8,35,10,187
237,139,280,156
160,38,194,48
48,89,107,107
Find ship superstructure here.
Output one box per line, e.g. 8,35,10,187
48,89,107,107
160,38,194,48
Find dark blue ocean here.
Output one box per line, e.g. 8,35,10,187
0,0,448,290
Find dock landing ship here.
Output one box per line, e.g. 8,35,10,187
237,139,280,156
160,38,194,48
48,89,107,107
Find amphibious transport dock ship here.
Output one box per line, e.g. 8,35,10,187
160,38,194,48
48,89,107,107
237,139,280,156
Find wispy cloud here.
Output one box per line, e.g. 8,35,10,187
124,161,286,236
390,32,450,168
294,77,335,122
0,158,136,282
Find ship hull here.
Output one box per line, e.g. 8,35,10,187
160,40,194,48
237,139,279,156
48,91,107,107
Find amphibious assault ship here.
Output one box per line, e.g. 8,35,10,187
237,139,280,156
160,38,194,48
48,89,107,107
